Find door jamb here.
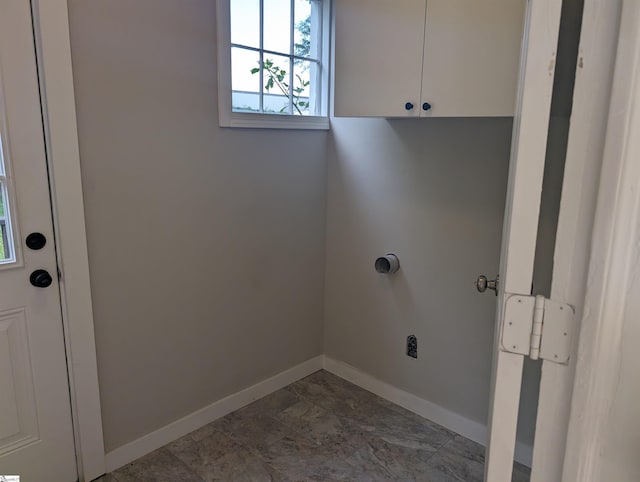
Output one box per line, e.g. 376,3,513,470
30,2,106,480
562,1,640,480
529,1,622,480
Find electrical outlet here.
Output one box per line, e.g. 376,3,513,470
407,335,417,359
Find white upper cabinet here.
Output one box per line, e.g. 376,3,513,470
333,0,527,117
333,0,427,117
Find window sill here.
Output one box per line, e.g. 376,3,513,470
219,112,330,130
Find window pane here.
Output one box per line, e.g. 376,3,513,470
293,60,314,115
264,0,291,54
294,0,312,58
231,0,260,48
0,182,10,261
262,54,291,114
224,0,327,120
0,130,13,262
232,47,261,112
0,136,4,177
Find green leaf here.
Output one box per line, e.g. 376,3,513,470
250,67,260,74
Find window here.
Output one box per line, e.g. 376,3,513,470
217,0,330,129
0,133,15,264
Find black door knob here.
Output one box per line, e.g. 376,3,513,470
25,232,47,250
405,102,414,111
422,102,432,111
30,269,53,288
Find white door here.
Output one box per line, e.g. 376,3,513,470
482,0,563,480
0,2,77,481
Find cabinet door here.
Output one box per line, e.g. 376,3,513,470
333,0,427,117
421,0,526,117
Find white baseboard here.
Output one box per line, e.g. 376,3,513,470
104,355,324,472
105,354,532,472
322,356,533,468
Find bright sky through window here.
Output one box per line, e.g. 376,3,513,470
231,0,311,92
229,0,319,115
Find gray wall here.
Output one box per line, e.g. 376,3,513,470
324,116,512,427
321,115,558,447
68,0,327,451
68,0,582,456
324,0,583,449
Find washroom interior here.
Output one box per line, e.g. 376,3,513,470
67,0,582,470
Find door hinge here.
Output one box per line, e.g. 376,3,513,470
501,294,575,364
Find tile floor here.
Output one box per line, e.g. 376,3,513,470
98,370,530,481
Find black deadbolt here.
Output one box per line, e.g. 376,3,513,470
30,269,53,288
25,232,47,250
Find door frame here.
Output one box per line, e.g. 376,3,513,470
529,0,622,481
528,0,640,479
561,1,640,480
484,0,563,479
30,2,105,480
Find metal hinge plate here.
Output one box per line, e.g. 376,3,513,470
539,299,574,364
501,295,535,356
501,294,575,364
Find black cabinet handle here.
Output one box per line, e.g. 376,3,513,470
405,102,414,111
422,102,432,111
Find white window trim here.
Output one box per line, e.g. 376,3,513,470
216,0,331,130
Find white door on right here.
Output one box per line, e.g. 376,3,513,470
482,0,563,480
